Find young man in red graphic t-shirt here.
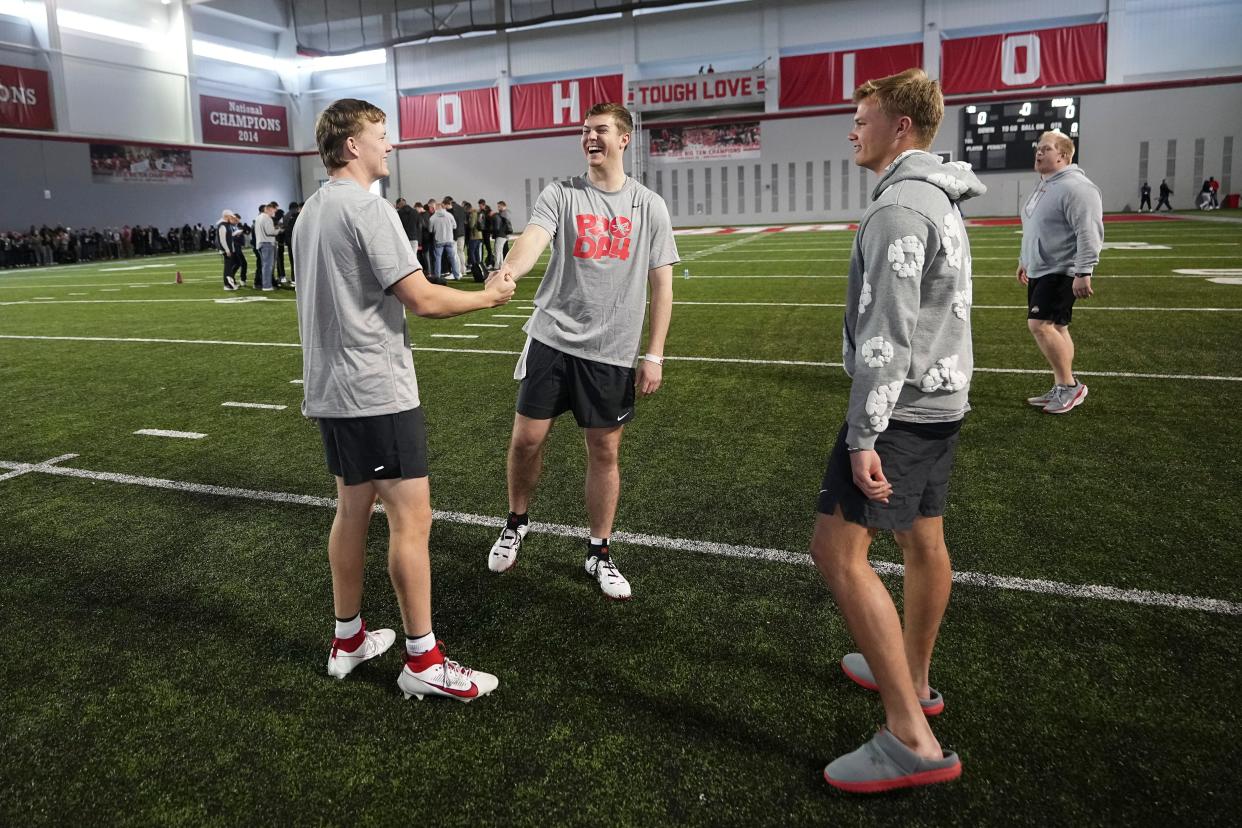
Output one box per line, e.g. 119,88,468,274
484,102,679,600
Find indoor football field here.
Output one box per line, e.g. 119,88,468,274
1,213,1239,826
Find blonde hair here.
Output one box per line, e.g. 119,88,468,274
316,98,386,170
852,68,943,147
1040,130,1076,161
585,102,634,135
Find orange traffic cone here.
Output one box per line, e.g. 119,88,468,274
175,270,183,284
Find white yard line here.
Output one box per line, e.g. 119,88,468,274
430,333,479,339
681,231,773,263
2,334,1239,382
133,429,207,439
464,323,509,328
0,453,78,484
670,301,1242,312
0,298,291,306
0,456,1236,616
221,401,287,410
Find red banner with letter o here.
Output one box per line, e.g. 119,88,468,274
780,43,923,108
399,88,499,141
512,74,623,132
941,23,1106,95
0,64,54,130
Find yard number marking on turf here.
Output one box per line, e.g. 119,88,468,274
1,455,1237,617
221,402,288,410
133,429,207,439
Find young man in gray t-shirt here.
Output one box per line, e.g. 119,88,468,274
485,102,679,601
296,98,514,702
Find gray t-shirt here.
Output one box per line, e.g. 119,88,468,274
524,175,678,367
255,213,277,245
429,211,456,245
293,178,421,418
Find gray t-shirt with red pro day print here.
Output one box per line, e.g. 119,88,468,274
523,175,679,368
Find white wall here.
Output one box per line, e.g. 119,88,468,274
391,80,1241,226
0,134,300,230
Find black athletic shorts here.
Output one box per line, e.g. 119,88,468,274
1027,273,1076,325
817,418,963,532
317,407,429,486
516,337,636,428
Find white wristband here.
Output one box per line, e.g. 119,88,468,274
643,353,664,365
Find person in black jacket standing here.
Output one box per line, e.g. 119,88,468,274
282,201,300,285
477,199,494,267
216,210,240,290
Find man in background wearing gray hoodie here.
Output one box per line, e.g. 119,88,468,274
811,68,983,794
1018,130,1103,414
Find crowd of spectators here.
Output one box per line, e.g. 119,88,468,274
0,223,216,269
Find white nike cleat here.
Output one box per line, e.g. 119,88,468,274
488,522,529,573
398,641,499,702
326,622,396,679
586,548,632,601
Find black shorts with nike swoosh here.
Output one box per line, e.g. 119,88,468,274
517,337,636,428
317,406,429,486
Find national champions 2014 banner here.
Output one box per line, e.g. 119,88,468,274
200,95,290,148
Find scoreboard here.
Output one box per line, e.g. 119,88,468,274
961,97,1080,172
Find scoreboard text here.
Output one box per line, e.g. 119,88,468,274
961,97,1080,172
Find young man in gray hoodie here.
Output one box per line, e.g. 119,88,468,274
811,68,984,793
1018,130,1103,414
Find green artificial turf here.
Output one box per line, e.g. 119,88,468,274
1,216,1240,826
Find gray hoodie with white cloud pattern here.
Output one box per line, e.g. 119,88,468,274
842,150,986,450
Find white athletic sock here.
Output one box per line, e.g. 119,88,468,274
334,613,362,640
406,631,436,656
589,536,607,547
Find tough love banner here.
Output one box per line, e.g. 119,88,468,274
941,22,1107,94
627,70,765,113
649,122,760,162
780,43,923,108
399,87,500,140
90,144,192,184
0,64,53,130
511,74,623,132
200,95,289,148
